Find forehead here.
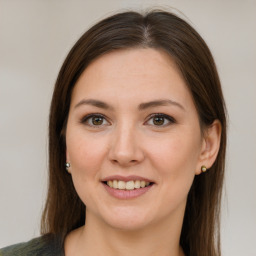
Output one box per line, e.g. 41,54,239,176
71,48,193,109
79,48,180,84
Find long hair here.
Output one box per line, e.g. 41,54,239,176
41,10,227,256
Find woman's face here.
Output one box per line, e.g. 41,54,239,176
66,48,206,230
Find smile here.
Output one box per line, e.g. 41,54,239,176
104,180,152,190
101,175,155,199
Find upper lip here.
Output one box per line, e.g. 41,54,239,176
102,175,154,183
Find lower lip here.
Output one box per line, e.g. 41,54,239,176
102,182,154,199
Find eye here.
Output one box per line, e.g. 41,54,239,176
146,113,175,127
81,114,109,127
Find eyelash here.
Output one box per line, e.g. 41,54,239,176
80,113,176,128
80,113,109,127
147,113,176,126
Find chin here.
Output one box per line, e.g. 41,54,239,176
105,218,150,232
99,206,155,231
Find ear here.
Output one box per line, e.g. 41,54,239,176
195,120,222,175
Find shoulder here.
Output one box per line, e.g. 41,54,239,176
0,234,64,256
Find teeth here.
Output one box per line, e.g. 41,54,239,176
118,181,126,189
134,180,140,189
126,181,134,190
140,181,146,188
106,180,151,190
107,180,113,188
113,180,118,189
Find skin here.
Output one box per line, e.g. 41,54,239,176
64,48,221,256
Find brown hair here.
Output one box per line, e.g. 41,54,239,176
41,9,226,256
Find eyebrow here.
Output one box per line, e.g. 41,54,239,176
74,98,185,111
74,99,114,110
138,99,185,111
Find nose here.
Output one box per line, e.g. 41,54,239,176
108,123,145,167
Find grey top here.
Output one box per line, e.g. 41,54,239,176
0,234,64,256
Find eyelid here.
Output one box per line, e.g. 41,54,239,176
80,113,110,127
80,113,176,128
145,113,176,126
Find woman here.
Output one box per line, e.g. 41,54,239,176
0,9,226,256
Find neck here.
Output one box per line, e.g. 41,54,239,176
65,210,185,256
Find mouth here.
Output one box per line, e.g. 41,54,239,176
101,175,155,199
102,180,154,190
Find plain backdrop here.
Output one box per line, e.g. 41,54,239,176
0,0,255,255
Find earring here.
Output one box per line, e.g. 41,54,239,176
201,165,207,172
66,162,71,173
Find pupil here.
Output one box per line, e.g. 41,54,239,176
92,117,103,125
153,116,164,125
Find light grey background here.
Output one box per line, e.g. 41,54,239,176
0,0,255,255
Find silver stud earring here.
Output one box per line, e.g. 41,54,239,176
66,162,71,173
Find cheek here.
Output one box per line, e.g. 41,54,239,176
66,134,106,206
147,131,201,199
150,135,200,172
67,131,107,174
66,132,107,205
146,134,201,215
